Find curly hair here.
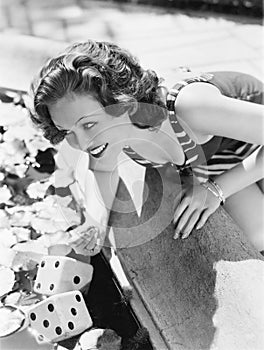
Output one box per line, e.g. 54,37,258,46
31,40,167,145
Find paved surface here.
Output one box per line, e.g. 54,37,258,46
0,0,263,87
110,169,264,350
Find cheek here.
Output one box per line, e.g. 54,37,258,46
89,120,122,143
100,121,122,138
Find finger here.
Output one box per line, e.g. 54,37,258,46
174,206,194,239
174,207,195,238
173,197,189,225
172,187,188,211
73,229,101,253
86,245,101,256
181,210,200,239
83,227,100,246
72,232,98,250
68,225,96,241
71,238,89,249
67,228,82,241
73,245,93,256
84,234,98,251
72,238,97,255
195,210,211,230
78,238,101,256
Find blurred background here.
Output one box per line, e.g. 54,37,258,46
0,0,263,86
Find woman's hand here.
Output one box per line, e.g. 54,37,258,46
67,221,107,256
173,183,221,239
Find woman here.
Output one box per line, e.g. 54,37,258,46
31,40,264,255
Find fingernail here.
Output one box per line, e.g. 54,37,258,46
174,231,179,239
182,232,189,239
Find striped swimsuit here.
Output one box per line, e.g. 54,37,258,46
123,71,263,182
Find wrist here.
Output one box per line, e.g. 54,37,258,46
202,179,226,205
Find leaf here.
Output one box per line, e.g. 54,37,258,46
8,210,33,227
11,193,34,206
11,227,31,243
26,180,52,199
0,186,12,204
54,195,73,208
37,230,70,247
8,241,47,271
19,292,42,306
0,305,26,337
13,240,48,255
0,246,17,268
0,210,10,229
0,267,15,297
11,252,41,272
25,136,51,155
0,228,17,248
31,195,81,234
31,214,77,234
47,244,72,256
2,291,22,306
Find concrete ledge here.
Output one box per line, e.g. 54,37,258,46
109,167,264,350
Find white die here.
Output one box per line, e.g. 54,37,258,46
29,291,93,343
33,256,93,295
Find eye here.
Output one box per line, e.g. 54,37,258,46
83,122,96,130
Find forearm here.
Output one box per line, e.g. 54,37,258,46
213,147,264,199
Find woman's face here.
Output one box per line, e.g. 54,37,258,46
48,93,132,159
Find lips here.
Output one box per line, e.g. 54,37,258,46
88,143,108,158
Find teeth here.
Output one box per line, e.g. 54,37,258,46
90,144,106,155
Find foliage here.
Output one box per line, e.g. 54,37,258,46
0,90,82,314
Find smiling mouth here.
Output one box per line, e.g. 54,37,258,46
89,143,108,158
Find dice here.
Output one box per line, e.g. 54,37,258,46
33,256,93,295
28,291,93,343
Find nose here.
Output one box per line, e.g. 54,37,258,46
65,129,88,151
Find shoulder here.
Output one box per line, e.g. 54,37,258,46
174,82,222,133
175,81,222,111
173,80,264,144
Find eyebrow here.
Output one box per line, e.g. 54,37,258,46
75,115,90,126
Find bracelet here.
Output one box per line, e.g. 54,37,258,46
201,182,221,203
202,179,225,205
208,179,225,205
